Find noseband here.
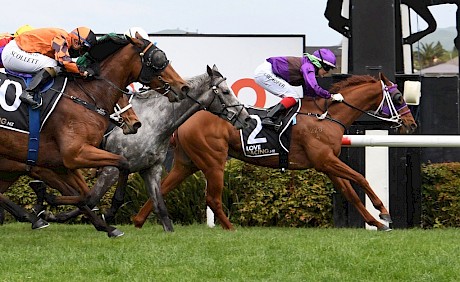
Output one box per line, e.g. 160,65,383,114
370,81,411,127
109,94,134,127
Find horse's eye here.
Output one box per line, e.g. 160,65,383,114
222,90,230,95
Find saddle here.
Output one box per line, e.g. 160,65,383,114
0,70,65,133
240,101,301,170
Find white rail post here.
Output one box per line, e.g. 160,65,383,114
364,130,389,230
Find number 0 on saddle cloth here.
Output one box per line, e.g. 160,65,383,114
0,71,66,133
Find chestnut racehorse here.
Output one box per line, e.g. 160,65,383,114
0,34,189,237
133,73,417,231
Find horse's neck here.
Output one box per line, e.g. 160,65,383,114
167,74,213,129
134,75,211,138
328,82,381,128
97,46,138,108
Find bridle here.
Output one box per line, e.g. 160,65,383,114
137,41,174,96
367,81,410,127
63,39,172,127
185,71,245,126
305,79,410,130
109,94,134,127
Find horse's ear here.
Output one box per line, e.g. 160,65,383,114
379,72,384,80
134,31,143,40
212,64,218,71
207,65,212,76
127,36,144,48
126,35,135,44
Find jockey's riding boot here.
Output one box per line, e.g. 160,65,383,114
20,67,58,109
261,103,286,127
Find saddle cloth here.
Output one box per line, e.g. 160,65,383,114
240,101,301,158
0,71,66,133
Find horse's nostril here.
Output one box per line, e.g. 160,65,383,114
181,85,190,94
134,122,142,131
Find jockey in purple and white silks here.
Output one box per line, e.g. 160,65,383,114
254,48,343,127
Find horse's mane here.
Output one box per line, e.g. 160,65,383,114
185,72,210,89
87,33,130,62
136,71,211,99
329,75,377,92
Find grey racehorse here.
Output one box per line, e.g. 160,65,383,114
27,65,250,231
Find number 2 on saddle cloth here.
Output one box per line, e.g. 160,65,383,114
240,102,301,170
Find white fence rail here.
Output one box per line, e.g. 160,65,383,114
342,135,460,147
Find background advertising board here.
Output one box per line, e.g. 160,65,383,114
151,34,305,108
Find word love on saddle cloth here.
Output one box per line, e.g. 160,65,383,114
240,102,300,158
0,71,65,133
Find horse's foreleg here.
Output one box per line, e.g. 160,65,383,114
52,166,120,223
318,155,390,219
132,199,154,228
203,169,234,230
29,180,49,218
30,167,122,237
102,168,126,224
62,144,129,172
141,166,174,232
132,163,196,228
0,193,49,229
77,204,123,237
328,174,390,231
0,165,49,229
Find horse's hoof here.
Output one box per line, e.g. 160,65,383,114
379,213,393,223
162,218,174,232
32,218,50,230
108,228,124,238
131,216,145,229
378,225,392,232
162,224,175,233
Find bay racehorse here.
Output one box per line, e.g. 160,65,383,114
0,33,189,237
3,65,250,232
0,93,139,228
132,73,417,231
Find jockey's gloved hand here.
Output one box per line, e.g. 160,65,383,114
331,93,344,102
86,68,96,77
78,65,96,78
81,69,95,79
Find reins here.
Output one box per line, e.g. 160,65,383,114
342,81,405,128
299,79,405,130
185,74,244,125
47,38,171,127
297,111,347,130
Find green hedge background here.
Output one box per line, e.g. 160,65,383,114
2,160,460,228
